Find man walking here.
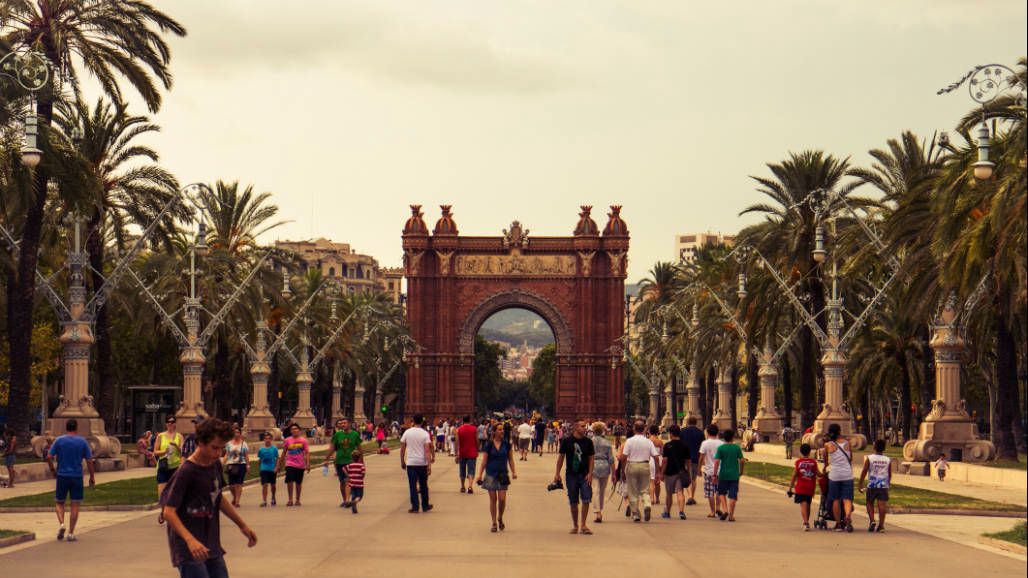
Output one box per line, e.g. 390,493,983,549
278,424,310,507
46,420,95,542
328,418,362,507
455,415,479,494
533,417,546,457
697,424,724,518
680,416,704,506
712,429,746,521
618,420,659,522
553,419,595,534
401,414,434,513
163,418,257,577
661,425,690,520
516,419,533,461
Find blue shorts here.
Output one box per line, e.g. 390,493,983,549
335,464,348,481
156,466,178,484
178,555,228,578
565,472,593,505
259,470,277,485
350,487,364,500
828,479,854,502
55,475,84,502
4,454,16,468
716,479,739,500
458,457,476,480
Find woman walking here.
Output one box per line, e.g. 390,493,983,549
475,423,518,532
154,417,183,523
590,422,616,524
137,431,154,467
222,426,250,507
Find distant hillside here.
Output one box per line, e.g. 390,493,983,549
480,308,555,349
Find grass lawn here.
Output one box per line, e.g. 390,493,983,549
0,529,31,539
979,456,1027,471
743,462,1024,512
983,521,1027,546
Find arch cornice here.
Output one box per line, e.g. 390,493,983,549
458,289,572,356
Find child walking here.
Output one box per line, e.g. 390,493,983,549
787,443,819,531
257,432,279,507
934,455,948,481
342,450,366,514
859,439,892,532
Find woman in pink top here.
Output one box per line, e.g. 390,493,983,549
276,424,310,506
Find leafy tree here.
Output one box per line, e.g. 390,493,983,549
474,335,505,411
528,343,556,413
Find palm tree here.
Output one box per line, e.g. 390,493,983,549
52,97,180,421
737,151,851,428
200,180,288,256
1,0,185,443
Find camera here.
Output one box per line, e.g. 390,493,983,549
786,490,794,498
546,479,564,492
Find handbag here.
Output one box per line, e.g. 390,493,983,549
497,471,511,486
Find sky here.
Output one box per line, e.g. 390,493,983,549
100,0,1027,282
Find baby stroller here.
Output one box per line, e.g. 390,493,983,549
812,475,835,529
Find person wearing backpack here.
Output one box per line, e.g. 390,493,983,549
824,423,854,532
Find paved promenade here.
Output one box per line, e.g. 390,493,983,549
2,450,1023,577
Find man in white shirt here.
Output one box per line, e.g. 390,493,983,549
617,420,660,522
401,415,435,513
516,420,534,461
697,424,724,518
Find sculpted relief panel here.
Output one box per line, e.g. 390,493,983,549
454,254,576,277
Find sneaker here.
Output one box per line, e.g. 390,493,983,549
408,508,419,514
460,487,466,493
467,488,473,495
868,522,876,533
423,504,434,513
340,501,349,508
686,498,697,506
625,507,632,517
271,499,277,506
719,512,728,521
644,506,652,522
57,526,66,541
633,516,641,523
679,512,687,520
351,503,358,514
876,525,885,533
260,502,267,508
661,511,671,519
803,523,810,532
66,534,77,542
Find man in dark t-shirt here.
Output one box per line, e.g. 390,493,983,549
163,418,257,575
554,420,595,534
534,419,546,456
680,416,705,506
661,425,691,519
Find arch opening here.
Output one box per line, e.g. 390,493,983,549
475,307,557,415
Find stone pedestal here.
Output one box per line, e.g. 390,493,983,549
750,359,784,442
243,333,275,440
291,369,316,428
710,365,734,431
374,388,384,421
682,362,703,425
175,344,209,435
660,383,674,428
803,348,866,450
31,268,119,458
903,305,995,462
331,386,345,423
353,378,368,423
647,380,660,424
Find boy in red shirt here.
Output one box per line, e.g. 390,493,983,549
454,415,479,495
787,443,819,531
342,451,366,514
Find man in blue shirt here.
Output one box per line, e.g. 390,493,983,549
46,419,95,542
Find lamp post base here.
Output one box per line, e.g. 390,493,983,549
31,417,122,458
750,415,784,443
902,420,995,462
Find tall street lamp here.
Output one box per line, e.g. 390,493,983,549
0,47,50,168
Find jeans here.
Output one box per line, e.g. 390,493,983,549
565,472,592,505
626,462,651,517
458,458,476,480
179,556,229,578
406,465,430,511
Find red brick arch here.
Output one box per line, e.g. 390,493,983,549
402,205,629,419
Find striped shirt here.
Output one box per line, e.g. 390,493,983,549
344,462,366,488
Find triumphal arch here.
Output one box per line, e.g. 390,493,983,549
402,205,629,419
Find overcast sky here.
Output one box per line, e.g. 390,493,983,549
114,1,1028,282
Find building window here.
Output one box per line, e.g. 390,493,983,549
329,267,335,277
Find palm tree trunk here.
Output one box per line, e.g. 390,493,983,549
898,350,913,442
705,365,716,425
917,324,934,423
5,80,56,448
213,331,231,419
782,355,793,427
729,365,739,428
993,311,1020,459
799,328,816,428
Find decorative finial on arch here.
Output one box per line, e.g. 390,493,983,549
433,204,459,235
403,204,429,235
574,205,599,236
603,205,628,236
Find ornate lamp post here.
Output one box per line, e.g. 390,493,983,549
0,47,50,168
938,63,1026,180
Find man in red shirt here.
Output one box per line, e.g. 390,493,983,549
455,415,479,495
787,443,820,531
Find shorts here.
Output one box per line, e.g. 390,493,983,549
703,474,717,498
156,466,178,484
285,466,305,484
716,479,740,500
938,470,946,480
565,472,593,505
827,479,854,502
178,555,228,578
259,470,277,485
4,454,15,468
436,435,445,444
226,464,246,486
664,472,684,494
686,461,698,481
335,464,349,481
793,493,813,504
458,457,476,480
649,460,656,480
866,488,890,503
349,487,364,500
518,438,530,451
55,475,84,502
